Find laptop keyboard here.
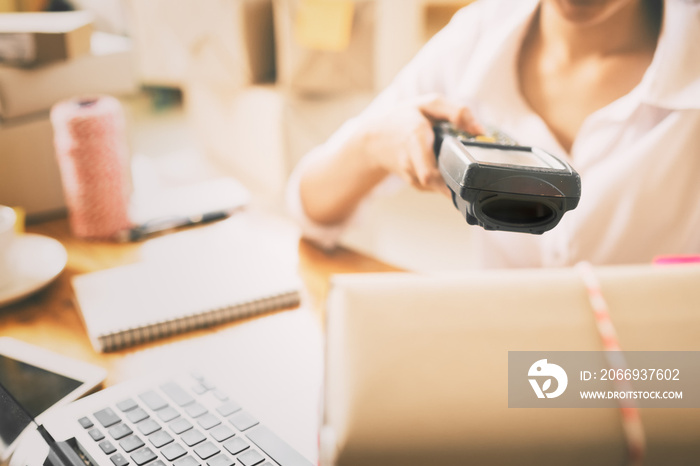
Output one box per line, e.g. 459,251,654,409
75,373,306,466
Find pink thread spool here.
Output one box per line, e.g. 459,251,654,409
51,96,131,239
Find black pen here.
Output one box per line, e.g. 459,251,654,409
116,210,231,242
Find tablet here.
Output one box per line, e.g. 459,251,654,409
0,337,106,464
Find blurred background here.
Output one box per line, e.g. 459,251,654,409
0,0,473,221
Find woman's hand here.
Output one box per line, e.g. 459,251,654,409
358,94,484,196
298,94,484,225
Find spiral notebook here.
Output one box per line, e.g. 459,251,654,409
71,248,301,352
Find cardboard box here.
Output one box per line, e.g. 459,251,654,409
70,0,131,36
185,82,373,207
126,0,275,88
0,115,65,218
274,0,474,96
0,11,93,66
325,264,700,465
0,31,138,120
274,0,375,96
16,0,47,11
0,0,18,12
423,0,473,40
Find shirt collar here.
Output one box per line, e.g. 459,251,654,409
636,0,700,109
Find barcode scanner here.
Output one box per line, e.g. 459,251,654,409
433,122,581,234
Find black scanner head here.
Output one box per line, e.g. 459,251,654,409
433,122,581,234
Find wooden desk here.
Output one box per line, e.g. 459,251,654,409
0,212,399,384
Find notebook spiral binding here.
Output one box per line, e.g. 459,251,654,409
97,291,301,352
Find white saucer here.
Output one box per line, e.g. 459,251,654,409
0,234,68,308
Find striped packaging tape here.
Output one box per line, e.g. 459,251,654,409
576,261,645,465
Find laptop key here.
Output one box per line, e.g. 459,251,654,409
223,438,249,455
210,425,235,442
99,440,117,455
237,450,265,466
79,417,93,429
95,408,121,427
109,423,133,440
213,391,229,402
173,456,199,466
181,429,206,447
160,382,195,407
162,443,187,461
120,435,145,453
229,411,258,432
117,399,139,412
131,447,158,466
216,401,241,418
193,441,220,460
246,425,313,466
206,454,234,466
197,413,221,430
89,428,105,441
137,419,161,436
157,406,180,422
151,461,166,466
148,430,174,448
127,408,149,424
110,453,129,466
139,391,168,411
201,380,215,391
169,418,193,435
185,403,208,418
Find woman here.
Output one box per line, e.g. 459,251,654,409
287,0,700,268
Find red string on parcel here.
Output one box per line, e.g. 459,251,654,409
576,261,646,466
51,96,131,239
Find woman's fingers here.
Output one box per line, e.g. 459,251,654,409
416,94,485,135
365,94,478,196
455,105,485,135
406,120,452,194
409,122,438,186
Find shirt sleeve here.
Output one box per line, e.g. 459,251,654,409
285,2,486,249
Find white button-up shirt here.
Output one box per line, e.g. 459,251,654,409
287,0,700,268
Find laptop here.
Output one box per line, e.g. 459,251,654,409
320,264,700,465
2,311,321,466
2,371,313,466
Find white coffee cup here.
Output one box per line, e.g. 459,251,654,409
0,206,17,289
